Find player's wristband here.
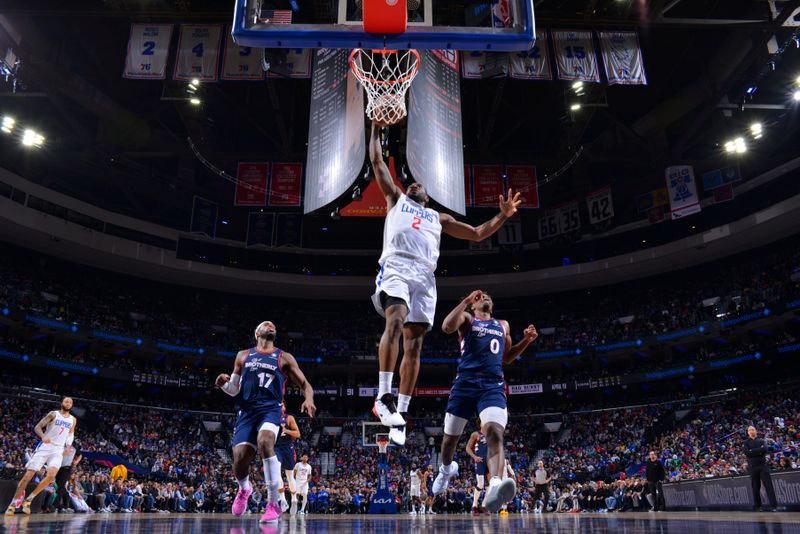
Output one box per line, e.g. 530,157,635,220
65,434,74,447
221,373,241,396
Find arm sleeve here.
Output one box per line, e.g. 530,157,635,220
221,373,241,396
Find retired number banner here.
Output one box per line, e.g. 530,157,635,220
269,163,303,207
267,49,313,79
174,25,222,81
509,33,552,80
222,28,264,80
123,24,173,80
234,163,268,206
552,30,600,82
461,52,509,79
505,165,539,208
472,165,504,207
598,31,647,86
586,186,614,224
665,165,702,220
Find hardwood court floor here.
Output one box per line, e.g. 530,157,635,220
2,511,800,533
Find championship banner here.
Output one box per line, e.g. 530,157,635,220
509,34,552,80
702,166,741,191
598,31,647,86
635,188,669,214
189,196,218,238
123,24,173,80
461,51,508,79
472,164,504,207
552,30,600,82
234,162,268,206
505,165,539,208
665,165,702,220
174,24,222,81
221,28,264,80
268,163,303,207
464,165,473,207
246,212,275,248
267,49,312,78
586,186,614,224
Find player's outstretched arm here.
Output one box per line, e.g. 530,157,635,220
502,323,538,364
442,290,483,335
216,350,247,396
282,415,301,439
440,189,521,242
280,352,317,417
370,122,401,208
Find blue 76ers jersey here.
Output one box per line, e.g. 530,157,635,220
475,432,488,459
458,317,506,380
239,347,286,411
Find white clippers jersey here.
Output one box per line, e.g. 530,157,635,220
294,462,312,483
410,470,421,490
379,194,442,272
43,411,75,448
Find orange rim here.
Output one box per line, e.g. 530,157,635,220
349,48,421,86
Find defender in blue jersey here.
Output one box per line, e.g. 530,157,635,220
430,291,537,513
466,426,489,514
275,406,301,514
215,321,315,524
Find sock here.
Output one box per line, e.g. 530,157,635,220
300,496,307,512
397,394,411,413
236,476,252,492
291,494,298,503
262,456,281,504
489,476,501,488
378,372,393,397
279,492,288,506
473,490,481,508
420,504,426,513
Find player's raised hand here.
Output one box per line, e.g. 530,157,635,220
465,290,483,306
523,325,538,342
215,374,230,388
301,398,317,418
499,188,522,217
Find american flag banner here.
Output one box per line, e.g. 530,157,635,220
259,10,293,24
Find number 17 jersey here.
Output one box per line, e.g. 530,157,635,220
240,347,286,411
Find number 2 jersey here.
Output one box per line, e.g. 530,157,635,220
458,317,507,381
239,347,286,412
379,194,442,272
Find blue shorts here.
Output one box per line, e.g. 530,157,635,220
475,461,486,476
445,376,507,421
232,405,282,450
275,443,296,469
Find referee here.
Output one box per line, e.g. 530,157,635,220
54,444,82,512
743,425,777,511
533,460,551,512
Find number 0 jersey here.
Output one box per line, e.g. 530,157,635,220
239,347,286,411
458,317,506,381
379,194,442,273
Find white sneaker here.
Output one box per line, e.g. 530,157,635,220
428,509,437,515
483,478,516,513
373,395,405,427
389,425,406,446
299,510,305,515
409,510,417,515
280,500,289,513
432,462,459,496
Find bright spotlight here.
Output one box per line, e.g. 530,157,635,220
1,116,15,134
750,122,763,139
191,78,201,85
724,141,735,153
570,103,581,111
734,137,746,153
22,129,44,147
189,97,201,106
794,89,800,102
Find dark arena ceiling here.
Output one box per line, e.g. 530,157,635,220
0,0,799,270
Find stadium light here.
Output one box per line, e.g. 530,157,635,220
734,137,746,153
191,78,201,86
189,97,201,106
1,116,15,134
570,103,581,111
724,140,735,153
750,122,763,139
793,89,800,102
21,129,44,147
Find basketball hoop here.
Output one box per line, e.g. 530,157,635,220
350,48,420,125
376,435,391,454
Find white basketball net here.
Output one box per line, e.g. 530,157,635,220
377,437,390,454
350,49,421,125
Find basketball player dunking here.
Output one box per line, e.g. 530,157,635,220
466,424,489,514
216,321,316,523
369,121,521,446
431,291,537,512
5,397,77,516
275,405,301,514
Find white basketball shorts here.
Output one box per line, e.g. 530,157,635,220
410,487,421,498
372,255,437,330
296,481,309,495
26,444,64,472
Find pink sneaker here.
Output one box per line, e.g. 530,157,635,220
259,503,281,523
231,487,252,517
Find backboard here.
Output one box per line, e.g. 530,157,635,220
232,0,535,51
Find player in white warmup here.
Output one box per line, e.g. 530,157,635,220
292,455,312,515
5,397,77,516
408,464,423,515
369,121,522,446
